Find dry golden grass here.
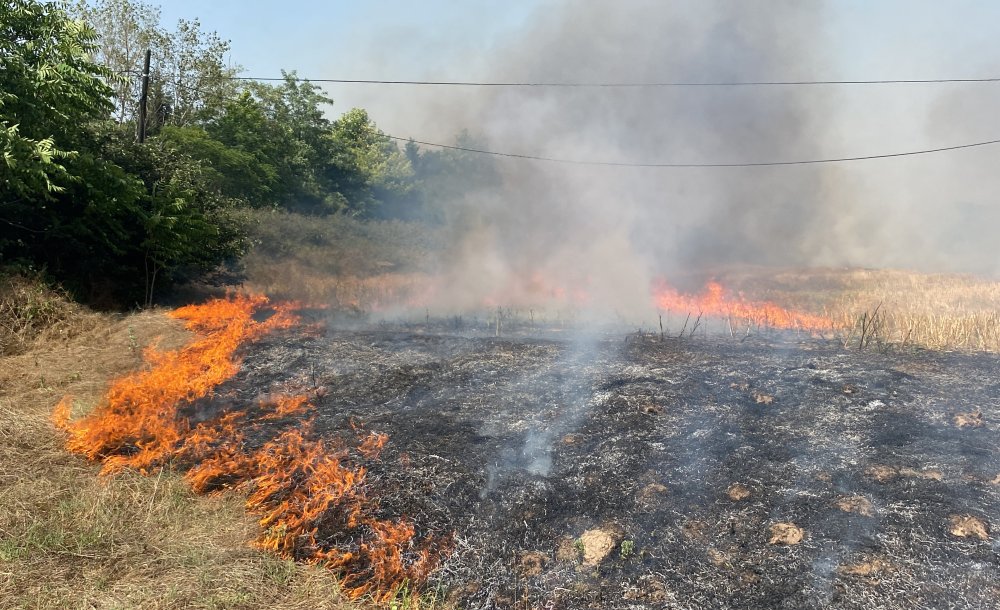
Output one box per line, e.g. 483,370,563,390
1,259,996,608
722,268,1000,352
829,271,1000,352
248,258,1000,353
0,291,366,609
0,274,105,356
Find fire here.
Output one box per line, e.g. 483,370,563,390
653,280,833,332
261,394,310,420
53,293,448,602
52,294,298,472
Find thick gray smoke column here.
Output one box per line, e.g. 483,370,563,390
408,0,850,318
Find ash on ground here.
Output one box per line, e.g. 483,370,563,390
224,320,1000,609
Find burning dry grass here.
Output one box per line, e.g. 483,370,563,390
649,268,1000,353
242,214,999,352
0,289,444,609
50,294,449,603
250,262,1000,354
653,280,833,332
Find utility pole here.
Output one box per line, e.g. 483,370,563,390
137,49,151,143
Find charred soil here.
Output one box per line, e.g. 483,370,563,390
207,319,1000,609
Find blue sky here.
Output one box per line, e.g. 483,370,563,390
158,1,540,81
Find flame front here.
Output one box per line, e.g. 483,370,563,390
52,294,448,602
653,280,833,332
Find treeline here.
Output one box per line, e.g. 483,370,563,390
1,0,496,306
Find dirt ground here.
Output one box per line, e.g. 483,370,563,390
197,317,1000,609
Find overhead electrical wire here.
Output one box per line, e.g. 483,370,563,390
120,70,1000,87
387,135,1000,167
147,76,1000,168
232,76,1000,87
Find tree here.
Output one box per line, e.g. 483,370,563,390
157,124,276,205
0,0,116,198
100,130,246,305
1,1,246,306
72,0,163,125
202,91,292,205
245,73,339,210
73,0,240,132
376,131,501,222
326,108,413,215
158,17,240,126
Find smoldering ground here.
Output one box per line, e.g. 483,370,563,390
204,4,1000,606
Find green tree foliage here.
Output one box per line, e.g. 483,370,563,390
1,1,245,306
157,17,240,126
202,91,291,203
157,124,276,205
98,128,245,304
252,73,339,210
158,74,421,216
71,0,492,220
381,131,502,222
71,0,161,124
1,0,500,308
326,108,414,215
0,0,115,196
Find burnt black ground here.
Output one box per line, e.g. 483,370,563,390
223,321,1000,610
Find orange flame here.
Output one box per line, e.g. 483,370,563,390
358,432,389,460
261,394,310,420
53,293,449,601
653,280,832,332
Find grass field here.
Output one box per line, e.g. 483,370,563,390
716,267,1000,352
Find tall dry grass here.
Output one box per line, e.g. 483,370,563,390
243,210,1000,353
245,261,431,312
722,267,1000,352
0,273,104,356
240,210,443,311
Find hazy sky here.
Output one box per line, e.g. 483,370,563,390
155,1,1000,93
153,1,1000,148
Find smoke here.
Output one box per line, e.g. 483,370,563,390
338,0,1000,319
371,0,842,318
326,0,1000,321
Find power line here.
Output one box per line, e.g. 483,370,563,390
146,75,1000,168
233,76,1000,87
388,135,1000,167
118,70,1000,88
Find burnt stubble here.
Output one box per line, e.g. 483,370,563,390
225,321,1000,609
